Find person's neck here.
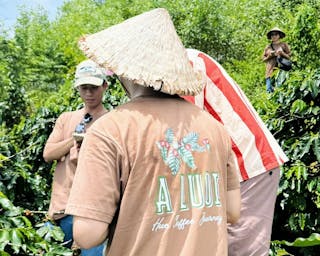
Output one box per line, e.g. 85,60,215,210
84,104,106,116
131,88,161,99
119,77,173,100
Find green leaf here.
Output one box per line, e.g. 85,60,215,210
313,137,320,162
36,225,49,238
0,251,11,256
10,229,23,253
299,138,312,159
307,179,316,192
50,226,65,242
0,230,10,250
274,233,320,247
0,193,14,210
310,80,319,98
290,99,307,114
10,216,32,228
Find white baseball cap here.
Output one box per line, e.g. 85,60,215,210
74,59,110,88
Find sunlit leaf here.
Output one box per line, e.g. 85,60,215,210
275,233,320,247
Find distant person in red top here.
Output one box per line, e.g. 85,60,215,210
262,27,291,93
184,48,289,256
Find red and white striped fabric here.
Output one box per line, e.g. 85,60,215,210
184,49,288,181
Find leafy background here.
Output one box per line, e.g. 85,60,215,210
0,0,319,255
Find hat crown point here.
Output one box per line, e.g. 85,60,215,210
77,8,204,96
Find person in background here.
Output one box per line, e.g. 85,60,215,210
43,59,109,255
262,27,291,93
184,48,289,256
65,8,240,256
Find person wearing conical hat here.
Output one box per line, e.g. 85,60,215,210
65,8,240,256
262,27,291,93
183,48,289,256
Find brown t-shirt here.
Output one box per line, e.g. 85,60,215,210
45,109,106,220
66,96,239,255
263,42,291,78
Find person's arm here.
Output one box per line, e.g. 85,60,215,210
65,126,122,248
262,46,274,62
279,51,290,59
73,216,109,248
43,137,75,162
226,139,241,224
278,42,291,59
43,112,76,162
227,188,241,224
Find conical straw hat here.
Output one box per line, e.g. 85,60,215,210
267,27,286,39
78,8,204,96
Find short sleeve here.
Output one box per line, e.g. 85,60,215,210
65,127,123,223
283,42,291,56
46,112,70,143
262,45,269,58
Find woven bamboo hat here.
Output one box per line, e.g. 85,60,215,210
267,27,286,39
78,8,204,96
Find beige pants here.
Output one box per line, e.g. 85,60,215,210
228,168,280,256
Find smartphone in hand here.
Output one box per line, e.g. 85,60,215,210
72,132,85,142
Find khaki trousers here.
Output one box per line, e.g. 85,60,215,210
228,168,280,256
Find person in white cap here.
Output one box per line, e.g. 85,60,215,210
65,8,240,256
262,27,291,93
43,59,109,255
184,48,289,256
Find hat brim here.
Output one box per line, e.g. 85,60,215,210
78,8,204,96
267,30,286,39
74,77,104,87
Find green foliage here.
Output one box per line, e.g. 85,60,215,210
290,3,320,70
160,0,237,62
103,76,128,110
0,38,13,101
275,233,320,247
259,67,320,255
271,233,320,256
0,38,27,127
0,192,72,255
0,81,77,212
14,9,70,94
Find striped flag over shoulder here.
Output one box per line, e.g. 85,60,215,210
183,49,288,182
